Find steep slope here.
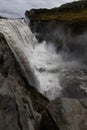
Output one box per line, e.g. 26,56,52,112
0,32,87,130
0,26,49,130
25,1,87,62
0,15,87,130
25,0,87,41
25,0,87,22
0,33,41,130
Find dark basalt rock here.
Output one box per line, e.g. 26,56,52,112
0,33,49,130
0,16,7,19
0,22,87,130
0,74,43,130
25,8,87,63
25,0,87,41
40,98,87,130
25,2,87,128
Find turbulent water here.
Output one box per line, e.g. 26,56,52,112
0,19,87,100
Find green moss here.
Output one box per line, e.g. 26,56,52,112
26,0,87,23
28,8,87,22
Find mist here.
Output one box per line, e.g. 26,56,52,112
33,21,87,65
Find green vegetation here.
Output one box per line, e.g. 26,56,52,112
29,8,87,22
26,0,87,23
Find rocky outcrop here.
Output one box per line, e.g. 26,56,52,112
40,98,87,130
0,18,87,129
25,0,87,62
25,0,87,21
0,33,49,130
0,75,41,130
24,18,87,65
0,16,6,19
25,2,87,129
25,0,87,41
59,0,87,12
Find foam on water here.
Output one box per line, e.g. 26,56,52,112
0,19,39,87
30,41,63,99
0,19,87,100
0,19,63,99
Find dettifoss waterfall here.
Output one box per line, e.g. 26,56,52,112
0,19,87,100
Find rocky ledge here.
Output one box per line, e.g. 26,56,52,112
25,0,87,22
0,28,87,129
25,0,87,63
41,98,87,130
0,33,48,130
25,0,87,44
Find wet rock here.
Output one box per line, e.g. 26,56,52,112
0,75,41,130
40,98,87,130
1,21,87,130
0,32,49,112
0,33,14,77
0,33,45,130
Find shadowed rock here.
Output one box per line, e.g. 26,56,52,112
0,33,48,130
40,98,87,130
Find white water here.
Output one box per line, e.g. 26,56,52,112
0,19,63,99
0,19,87,100
31,41,63,99
0,19,39,87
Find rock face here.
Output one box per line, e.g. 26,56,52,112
25,0,87,22
0,33,46,130
25,1,87,64
0,20,87,130
24,19,87,65
25,0,87,42
0,76,39,130
40,98,87,130
25,2,87,129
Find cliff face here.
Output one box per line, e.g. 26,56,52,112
0,33,87,130
26,0,87,33
0,17,87,130
41,98,87,130
24,2,87,129
0,1,87,129
25,0,87,22
0,33,49,130
25,0,87,63
25,0,87,37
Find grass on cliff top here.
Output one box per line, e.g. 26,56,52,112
29,8,87,22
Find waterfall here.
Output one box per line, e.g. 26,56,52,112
0,19,40,87
0,19,62,99
1,19,86,100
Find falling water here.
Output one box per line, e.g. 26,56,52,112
0,19,39,87
0,19,87,100
0,19,62,99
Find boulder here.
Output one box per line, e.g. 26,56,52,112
40,98,87,130
0,74,41,130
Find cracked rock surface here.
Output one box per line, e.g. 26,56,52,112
40,98,87,130
0,33,41,130
0,32,87,130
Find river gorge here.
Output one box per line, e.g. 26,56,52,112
0,0,87,130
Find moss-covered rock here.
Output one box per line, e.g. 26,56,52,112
25,0,87,23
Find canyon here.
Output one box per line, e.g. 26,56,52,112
0,0,87,130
